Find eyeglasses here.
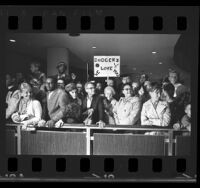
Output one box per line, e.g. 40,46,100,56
124,88,131,91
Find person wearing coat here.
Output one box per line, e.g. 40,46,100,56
44,77,69,128
113,83,142,126
82,81,105,127
103,86,117,125
141,82,171,127
11,82,42,129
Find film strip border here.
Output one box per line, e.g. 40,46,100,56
0,6,198,181
0,156,196,181
0,6,197,33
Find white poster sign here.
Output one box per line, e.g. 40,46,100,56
94,56,120,77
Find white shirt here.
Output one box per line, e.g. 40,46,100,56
48,91,54,100
87,96,93,109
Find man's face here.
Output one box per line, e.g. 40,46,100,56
58,64,65,74
86,83,95,96
76,83,83,93
168,72,178,85
57,80,65,89
107,80,114,87
46,78,55,91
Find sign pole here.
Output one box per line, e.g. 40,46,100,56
107,76,109,85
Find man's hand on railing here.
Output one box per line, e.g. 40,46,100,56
37,119,46,127
55,119,64,128
96,120,105,129
46,120,56,128
173,123,181,130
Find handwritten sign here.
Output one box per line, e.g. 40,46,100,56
94,56,120,77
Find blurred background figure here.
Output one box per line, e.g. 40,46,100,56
54,61,71,85
96,82,104,96
76,82,85,100
29,61,46,90
6,74,21,120
139,74,149,86
168,69,188,98
57,78,65,90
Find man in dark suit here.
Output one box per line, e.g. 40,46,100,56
82,81,105,127
45,77,69,127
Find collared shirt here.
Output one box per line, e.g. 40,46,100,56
48,91,54,100
87,96,93,109
57,73,66,80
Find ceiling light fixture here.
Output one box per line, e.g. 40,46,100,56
152,51,157,54
158,62,163,65
92,46,96,49
9,39,16,43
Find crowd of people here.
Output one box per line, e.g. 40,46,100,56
6,61,191,133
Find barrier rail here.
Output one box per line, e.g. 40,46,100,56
6,123,190,156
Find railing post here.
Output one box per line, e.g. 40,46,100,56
17,125,21,155
168,129,173,156
86,127,91,155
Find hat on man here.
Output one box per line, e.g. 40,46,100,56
65,83,76,92
56,61,67,69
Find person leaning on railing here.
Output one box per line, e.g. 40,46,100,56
11,82,42,130
113,83,142,126
82,81,105,128
141,82,171,127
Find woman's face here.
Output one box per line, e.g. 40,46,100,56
122,85,132,98
105,90,113,101
69,89,77,99
21,89,31,100
150,89,160,101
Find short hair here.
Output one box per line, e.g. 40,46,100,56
168,69,180,80
149,82,161,93
46,76,56,84
84,81,94,90
162,83,175,98
122,83,132,90
104,86,116,96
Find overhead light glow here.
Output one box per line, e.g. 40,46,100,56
92,46,96,49
9,39,16,43
152,51,157,54
158,62,163,65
